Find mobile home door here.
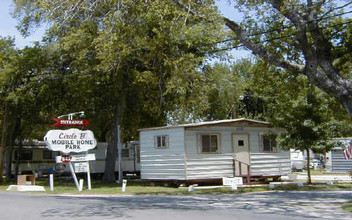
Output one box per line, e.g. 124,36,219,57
232,134,250,176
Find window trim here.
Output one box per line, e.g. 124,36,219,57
260,133,278,153
198,133,221,154
154,135,169,149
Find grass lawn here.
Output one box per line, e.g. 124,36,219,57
342,202,352,213
295,170,351,175
0,176,351,196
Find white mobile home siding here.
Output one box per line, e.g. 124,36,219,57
250,152,291,176
329,150,352,173
185,127,234,179
184,126,290,179
249,133,291,176
140,127,186,180
326,138,352,173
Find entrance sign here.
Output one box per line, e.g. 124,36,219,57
44,128,97,153
44,113,95,191
52,118,90,128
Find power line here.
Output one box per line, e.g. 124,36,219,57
214,18,352,48
205,10,352,48
250,11,352,37
210,19,352,53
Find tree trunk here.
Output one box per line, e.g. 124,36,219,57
306,149,312,184
102,101,125,183
117,125,123,185
14,119,22,181
5,121,19,180
231,104,238,119
101,132,117,182
0,102,10,183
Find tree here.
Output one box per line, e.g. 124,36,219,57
186,59,267,121
0,38,53,182
165,58,270,123
249,61,352,183
0,37,18,183
173,0,352,116
187,62,246,121
13,0,225,182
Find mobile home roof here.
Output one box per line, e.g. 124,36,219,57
139,118,272,131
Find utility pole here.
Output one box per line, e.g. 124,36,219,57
117,125,123,185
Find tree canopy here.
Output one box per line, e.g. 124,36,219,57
174,0,352,116
11,0,226,182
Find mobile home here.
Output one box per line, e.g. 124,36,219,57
9,141,140,177
139,118,291,182
326,138,352,173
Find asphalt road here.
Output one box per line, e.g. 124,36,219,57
0,189,351,220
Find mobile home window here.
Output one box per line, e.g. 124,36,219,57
14,150,33,160
261,133,278,153
200,134,219,153
43,150,59,160
154,135,169,149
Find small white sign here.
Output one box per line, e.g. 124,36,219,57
55,153,96,163
71,154,96,162
44,128,97,153
74,162,89,173
222,177,243,186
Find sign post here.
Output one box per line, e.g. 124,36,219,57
55,153,96,191
69,162,81,191
44,112,97,191
87,162,91,190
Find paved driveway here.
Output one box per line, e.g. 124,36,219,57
0,189,351,219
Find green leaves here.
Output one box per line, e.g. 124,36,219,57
10,0,226,141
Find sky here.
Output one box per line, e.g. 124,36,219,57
0,0,46,48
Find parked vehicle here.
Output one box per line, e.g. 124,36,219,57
310,159,322,170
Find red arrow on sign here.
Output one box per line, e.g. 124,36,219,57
51,118,90,128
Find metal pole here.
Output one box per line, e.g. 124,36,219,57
68,162,80,191
49,174,54,191
117,125,123,185
87,161,91,190
122,179,127,192
79,179,84,191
